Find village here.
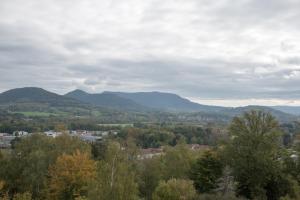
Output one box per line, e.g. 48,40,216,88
0,129,212,160
0,130,117,149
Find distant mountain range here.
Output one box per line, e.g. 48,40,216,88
0,87,298,122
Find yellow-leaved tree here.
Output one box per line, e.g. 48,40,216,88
47,150,96,200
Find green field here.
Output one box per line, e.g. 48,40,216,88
13,111,56,117
10,110,72,117
98,123,134,127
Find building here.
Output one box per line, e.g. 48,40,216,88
0,134,15,148
138,148,164,160
44,130,62,138
187,144,211,151
13,131,29,137
79,135,102,143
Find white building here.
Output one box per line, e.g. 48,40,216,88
44,130,62,138
13,131,29,137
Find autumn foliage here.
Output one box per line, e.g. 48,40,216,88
47,151,96,200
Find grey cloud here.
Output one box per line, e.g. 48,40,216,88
0,0,300,105
282,57,300,65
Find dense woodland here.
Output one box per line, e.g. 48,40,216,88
0,110,300,200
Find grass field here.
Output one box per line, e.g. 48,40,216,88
98,123,134,127
11,111,69,117
12,111,56,117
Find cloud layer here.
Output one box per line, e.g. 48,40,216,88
1,0,300,105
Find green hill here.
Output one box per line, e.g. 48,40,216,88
0,87,83,106
65,90,148,111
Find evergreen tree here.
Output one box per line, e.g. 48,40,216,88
189,150,223,193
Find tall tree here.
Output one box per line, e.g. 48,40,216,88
88,142,138,200
137,157,163,200
225,110,290,200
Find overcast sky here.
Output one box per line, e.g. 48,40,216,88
1,0,300,106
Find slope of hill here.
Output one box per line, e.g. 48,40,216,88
65,90,148,111
222,105,297,122
0,87,82,106
271,106,300,116
0,87,94,116
0,87,297,123
178,105,298,124
106,91,225,112
65,90,297,122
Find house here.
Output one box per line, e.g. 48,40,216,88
0,134,16,148
13,131,29,137
0,133,9,137
44,130,62,138
291,154,298,161
187,144,211,151
138,148,164,160
79,135,102,143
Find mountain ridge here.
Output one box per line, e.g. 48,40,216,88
104,91,225,112
65,89,148,111
0,87,297,122
0,87,83,106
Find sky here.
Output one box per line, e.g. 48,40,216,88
1,0,300,107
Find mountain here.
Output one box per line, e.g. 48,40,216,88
271,106,300,116
0,87,83,106
0,87,94,117
105,91,225,112
0,87,297,123
178,105,297,123
65,90,148,111
65,90,297,122
222,105,297,122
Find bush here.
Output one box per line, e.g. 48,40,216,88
153,179,197,200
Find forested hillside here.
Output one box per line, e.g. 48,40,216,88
0,87,297,124
0,111,300,200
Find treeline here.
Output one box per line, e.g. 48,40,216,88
0,114,223,147
0,111,300,200
0,117,114,134
116,125,221,147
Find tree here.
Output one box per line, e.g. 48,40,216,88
13,192,32,200
137,157,163,200
162,143,195,180
52,133,91,157
0,133,91,199
91,141,108,160
196,193,245,200
215,166,234,196
47,151,96,200
280,178,300,200
54,123,67,132
280,148,300,200
189,150,223,193
88,142,139,200
225,110,290,200
0,134,54,199
152,179,197,200
0,180,9,200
